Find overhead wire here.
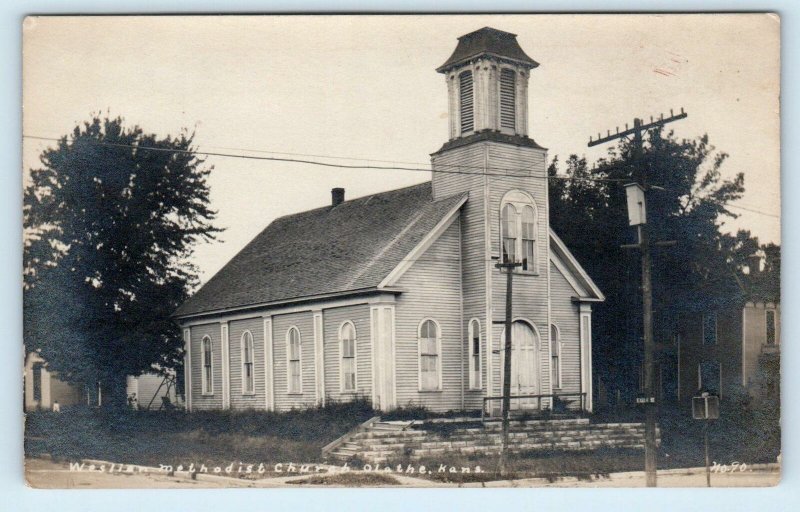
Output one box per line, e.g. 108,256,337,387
23,134,779,219
22,134,625,183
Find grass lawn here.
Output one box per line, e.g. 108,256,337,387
25,400,375,474
25,394,779,484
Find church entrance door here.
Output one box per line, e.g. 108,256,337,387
501,321,540,410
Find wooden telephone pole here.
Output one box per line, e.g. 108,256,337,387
496,260,522,476
588,108,687,487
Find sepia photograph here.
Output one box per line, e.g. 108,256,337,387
21,14,781,489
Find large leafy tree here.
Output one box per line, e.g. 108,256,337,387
24,116,220,406
548,128,773,399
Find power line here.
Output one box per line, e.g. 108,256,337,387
724,203,780,219
22,134,625,184
23,134,781,220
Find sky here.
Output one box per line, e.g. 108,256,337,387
22,14,781,284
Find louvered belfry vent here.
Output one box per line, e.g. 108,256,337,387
459,71,474,133
437,27,538,141
500,68,516,129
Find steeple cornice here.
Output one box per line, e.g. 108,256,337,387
436,27,539,74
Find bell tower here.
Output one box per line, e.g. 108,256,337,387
430,28,551,402
437,27,539,140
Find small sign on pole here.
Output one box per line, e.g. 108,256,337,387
692,392,720,420
693,391,720,487
636,393,655,405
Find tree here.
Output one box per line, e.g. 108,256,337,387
24,116,220,407
548,128,771,401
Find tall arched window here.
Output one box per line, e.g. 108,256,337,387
287,327,302,393
521,205,537,271
241,331,255,394
459,70,474,134
502,203,518,264
418,319,441,391
501,191,539,272
201,336,213,395
340,321,357,392
468,319,481,389
499,68,516,130
550,324,561,389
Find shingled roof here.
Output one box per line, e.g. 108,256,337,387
174,182,467,318
437,27,539,73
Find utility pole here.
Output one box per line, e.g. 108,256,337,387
588,108,687,488
495,259,522,476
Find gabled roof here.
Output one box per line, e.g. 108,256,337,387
549,229,605,302
174,183,467,318
437,27,539,73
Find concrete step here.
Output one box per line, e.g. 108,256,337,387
371,421,412,431
327,417,655,463
353,432,429,441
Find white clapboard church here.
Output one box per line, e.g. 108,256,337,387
174,27,604,413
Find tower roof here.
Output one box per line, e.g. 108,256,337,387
437,27,539,73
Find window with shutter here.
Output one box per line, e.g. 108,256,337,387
419,319,441,391
551,324,560,388
459,71,474,134
201,336,213,395
500,68,516,130
502,203,518,264
469,319,481,389
340,322,357,392
241,331,255,394
521,205,537,271
287,327,302,393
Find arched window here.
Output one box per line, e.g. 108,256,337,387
501,191,539,272
241,331,255,394
499,68,516,130
201,336,213,395
459,70,474,134
287,327,302,393
468,319,481,389
418,319,441,391
521,205,537,271
502,203,518,264
340,321,357,392
550,324,561,389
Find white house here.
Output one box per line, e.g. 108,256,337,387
174,27,604,413
24,352,83,411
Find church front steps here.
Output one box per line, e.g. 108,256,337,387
327,418,658,464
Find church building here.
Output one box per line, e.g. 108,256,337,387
174,27,604,413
